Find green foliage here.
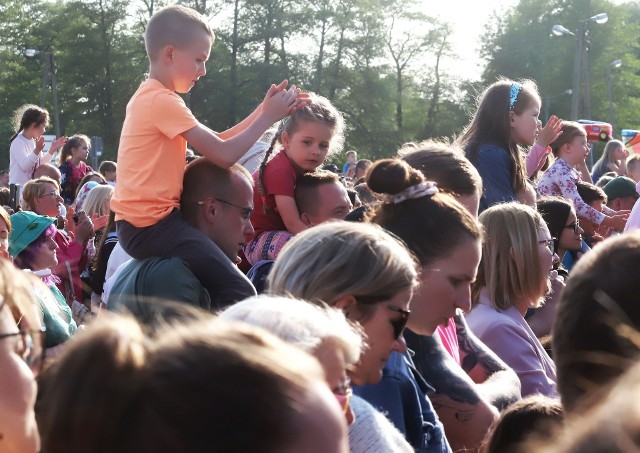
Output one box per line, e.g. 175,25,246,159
481,0,640,139
0,0,474,171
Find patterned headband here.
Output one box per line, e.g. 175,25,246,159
380,181,439,204
509,83,523,110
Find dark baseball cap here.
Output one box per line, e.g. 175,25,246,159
603,176,639,201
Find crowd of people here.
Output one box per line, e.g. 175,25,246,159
3,4,640,453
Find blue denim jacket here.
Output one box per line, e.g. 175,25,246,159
353,351,452,453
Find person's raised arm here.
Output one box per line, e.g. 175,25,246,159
454,313,521,410
182,87,297,168
274,195,308,234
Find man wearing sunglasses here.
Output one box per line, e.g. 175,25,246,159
107,159,256,317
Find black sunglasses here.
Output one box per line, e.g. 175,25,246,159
386,305,411,339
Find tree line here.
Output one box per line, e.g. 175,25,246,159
0,0,637,170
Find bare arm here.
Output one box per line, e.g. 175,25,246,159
274,195,308,234
576,160,594,184
404,329,498,452
455,313,521,410
182,88,297,168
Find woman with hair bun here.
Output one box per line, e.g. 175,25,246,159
356,158,488,451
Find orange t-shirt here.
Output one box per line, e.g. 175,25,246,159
111,79,199,227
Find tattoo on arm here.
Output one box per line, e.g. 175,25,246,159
455,313,504,375
404,329,481,406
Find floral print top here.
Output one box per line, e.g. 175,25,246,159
537,157,613,225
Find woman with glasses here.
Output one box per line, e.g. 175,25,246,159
267,222,423,448
466,203,558,398
537,197,585,274
22,177,94,310
9,211,77,355
0,259,45,453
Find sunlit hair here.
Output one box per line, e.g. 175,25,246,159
81,184,114,217
181,160,252,226
591,139,626,178
533,360,640,452
627,154,640,174
576,181,607,205
9,104,48,143
549,121,586,156
267,222,417,320
257,94,345,211
219,295,363,366
38,313,328,453
57,134,91,166
473,203,548,311
145,5,215,61
399,139,482,197
22,177,60,212
0,206,11,235
98,161,116,175
366,158,482,266
457,78,540,195
294,169,341,215
482,395,563,453
552,231,640,414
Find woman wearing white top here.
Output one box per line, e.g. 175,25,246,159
9,105,66,187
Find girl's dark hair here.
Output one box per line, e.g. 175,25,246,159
482,395,563,453
10,104,49,142
457,78,540,195
58,134,91,166
366,159,482,266
537,197,573,256
257,94,344,213
399,140,482,196
549,121,586,156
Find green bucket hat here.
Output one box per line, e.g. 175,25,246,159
9,211,56,258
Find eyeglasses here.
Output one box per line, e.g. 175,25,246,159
386,304,411,339
40,190,61,199
0,301,45,376
197,198,253,221
564,219,581,234
538,238,556,255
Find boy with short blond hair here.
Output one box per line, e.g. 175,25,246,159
111,5,306,303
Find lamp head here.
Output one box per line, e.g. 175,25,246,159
591,13,608,25
552,24,574,36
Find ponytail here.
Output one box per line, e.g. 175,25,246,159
9,104,49,143
257,133,281,214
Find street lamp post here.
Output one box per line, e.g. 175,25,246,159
552,13,608,120
24,48,61,137
607,59,622,134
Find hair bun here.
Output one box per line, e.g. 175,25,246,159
366,159,424,195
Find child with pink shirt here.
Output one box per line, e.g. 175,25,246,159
537,122,628,232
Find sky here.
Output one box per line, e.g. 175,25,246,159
423,0,518,81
